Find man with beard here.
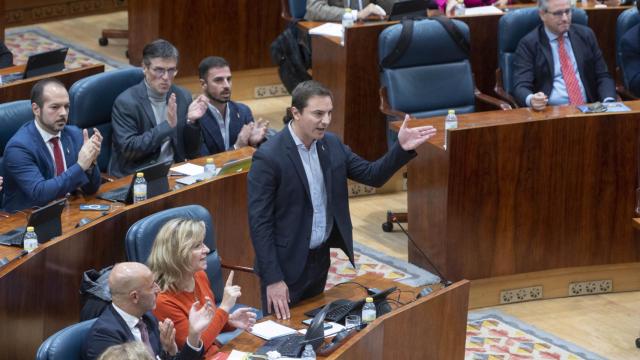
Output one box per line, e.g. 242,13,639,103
109,39,206,178
511,0,615,110
2,78,102,212
196,56,268,156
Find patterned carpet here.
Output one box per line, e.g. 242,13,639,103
4,27,128,70
466,310,607,360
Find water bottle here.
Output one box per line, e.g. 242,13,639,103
361,297,377,324
342,8,354,29
444,109,458,150
454,0,465,16
300,344,316,360
203,158,216,180
133,172,147,203
23,226,38,252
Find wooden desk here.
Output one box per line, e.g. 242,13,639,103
393,102,640,308
305,2,629,161
224,274,470,359
127,0,284,74
0,148,260,360
0,64,104,103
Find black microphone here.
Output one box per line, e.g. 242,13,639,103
389,213,452,288
299,325,364,346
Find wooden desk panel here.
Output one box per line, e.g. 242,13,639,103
0,64,104,103
0,148,259,360
127,0,284,73
398,102,640,282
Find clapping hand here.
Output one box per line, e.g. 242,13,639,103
234,124,253,149
77,128,102,171
228,307,257,331
159,318,178,356
397,114,437,151
186,296,215,348
188,95,209,123
167,93,178,128
248,118,269,146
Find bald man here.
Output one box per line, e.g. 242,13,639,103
83,262,214,360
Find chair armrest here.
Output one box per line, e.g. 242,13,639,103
475,88,512,110
494,68,519,108
379,87,408,120
615,66,638,101
221,261,254,274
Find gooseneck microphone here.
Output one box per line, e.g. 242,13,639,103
390,213,452,288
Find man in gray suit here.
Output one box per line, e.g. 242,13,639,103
305,0,397,22
109,39,208,178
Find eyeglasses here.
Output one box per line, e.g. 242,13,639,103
545,8,572,17
149,66,178,78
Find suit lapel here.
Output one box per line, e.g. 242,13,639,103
316,138,332,209
284,126,311,201
538,26,554,80
228,102,244,148
203,108,226,151
133,82,158,131
60,129,75,168
28,122,55,177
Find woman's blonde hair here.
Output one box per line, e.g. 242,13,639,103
147,218,207,292
97,341,154,360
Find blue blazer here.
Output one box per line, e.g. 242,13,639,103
621,24,640,97
248,126,416,287
2,121,101,212
199,101,254,156
82,304,202,360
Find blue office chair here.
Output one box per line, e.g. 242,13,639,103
36,319,97,360
495,7,588,107
616,7,640,99
68,67,144,172
125,204,261,345
0,100,33,206
281,0,306,21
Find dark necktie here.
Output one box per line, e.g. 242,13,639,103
557,36,585,105
136,320,156,357
49,137,65,176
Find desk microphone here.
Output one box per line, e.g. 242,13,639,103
390,213,452,289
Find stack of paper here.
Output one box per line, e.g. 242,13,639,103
462,6,503,16
309,23,344,38
249,320,297,340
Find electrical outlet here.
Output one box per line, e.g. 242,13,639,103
254,85,288,99
499,286,543,304
568,280,612,296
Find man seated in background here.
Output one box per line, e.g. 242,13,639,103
2,78,102,212
109,39,206,178
512,0,615,110
196,56,268,156
619,1,640,97
305,0,397,21
83,262,214,360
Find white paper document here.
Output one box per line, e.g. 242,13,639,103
249,320,298,340
309,23,344,38
462,6,503,15
170,163,204,176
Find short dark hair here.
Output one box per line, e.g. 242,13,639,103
142,39,179,66
198,56,230,80
283,80,333,124
30,78,65,108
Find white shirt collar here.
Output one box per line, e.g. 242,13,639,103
34,119,61,143
544,26,569,43
288,121,316,150
111,303,141,332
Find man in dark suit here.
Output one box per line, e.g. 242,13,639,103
83,262,214,360
620,2,640,97
512,0,615,110
196,56,268,156
109,39,207,178
248,80,436,319
0,41,13,68
3,79,102,212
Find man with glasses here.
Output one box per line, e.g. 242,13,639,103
109,39,207,178
512,0,615,110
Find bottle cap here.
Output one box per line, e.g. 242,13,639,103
206,158,214,164
365,297,373,302
26,226,35,232
448,109,455,115
136,172,144,177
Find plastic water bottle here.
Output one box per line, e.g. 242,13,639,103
301,344,316,360
361,297,377,324
444,109,458,150
203,158,216,180
342,8,354,29
454,0,465,16
133,172,147,203
23,226,38,252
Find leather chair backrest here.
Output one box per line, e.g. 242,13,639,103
289,0,307,19
0,100,33,204
498,7,588,94
68,67,144,171
36,319,96,360
124,205,224,300
617,7,640,88
379,19,475,120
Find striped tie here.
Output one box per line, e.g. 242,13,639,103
557,36,585,105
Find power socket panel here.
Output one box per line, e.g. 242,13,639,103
499,286,543,304
568,280,612,296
